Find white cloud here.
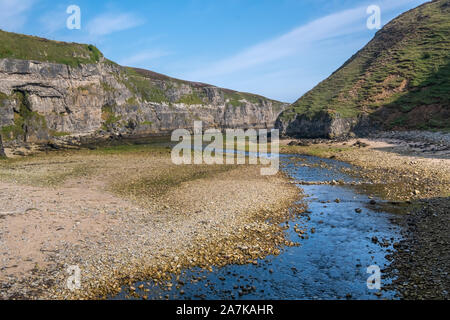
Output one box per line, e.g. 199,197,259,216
119,49,171,67
86,12,144,36
187,6,364,79
0,0,35,31
187,0,426,80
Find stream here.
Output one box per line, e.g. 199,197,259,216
112,153,401,300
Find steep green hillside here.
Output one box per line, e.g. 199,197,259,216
281,0,450,131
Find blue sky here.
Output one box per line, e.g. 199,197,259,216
0,0,428,102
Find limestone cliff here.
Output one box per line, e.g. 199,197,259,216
0,31,286,147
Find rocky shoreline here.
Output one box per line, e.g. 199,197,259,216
1,130,448,300
384,197,449,299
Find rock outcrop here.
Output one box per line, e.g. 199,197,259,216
275,111,373,139
0,34,286,146
0,134,5,157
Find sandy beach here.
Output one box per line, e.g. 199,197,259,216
0,143,302,299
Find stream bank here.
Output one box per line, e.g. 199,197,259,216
114,154,403,300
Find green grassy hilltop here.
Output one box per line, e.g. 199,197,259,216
0,29,103,67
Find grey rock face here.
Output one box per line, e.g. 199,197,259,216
276,111,375,139
0,59,107,141
0,58,287,145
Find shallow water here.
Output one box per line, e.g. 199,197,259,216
112,154,401,300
